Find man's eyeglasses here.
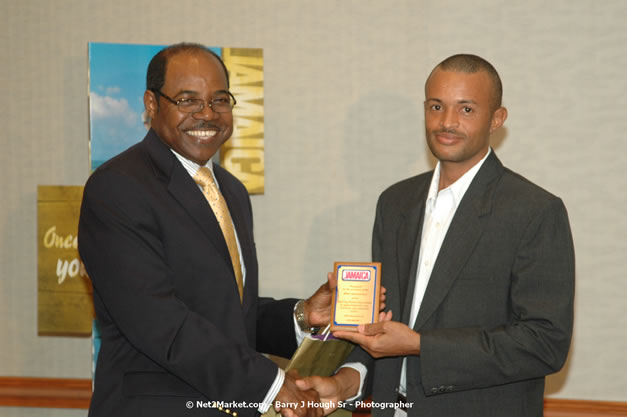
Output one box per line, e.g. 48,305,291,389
152,89,237,113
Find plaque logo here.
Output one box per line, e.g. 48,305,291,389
342,270,371,281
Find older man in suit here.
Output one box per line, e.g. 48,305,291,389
298,54,575,417
78,43,329,417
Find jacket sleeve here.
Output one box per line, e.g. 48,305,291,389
256,297,299,359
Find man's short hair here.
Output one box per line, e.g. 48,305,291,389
429,54,503,109
146,42,230,93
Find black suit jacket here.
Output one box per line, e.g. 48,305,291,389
79,130,297,417
346,151,575,417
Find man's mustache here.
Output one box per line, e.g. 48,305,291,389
433,128,464,137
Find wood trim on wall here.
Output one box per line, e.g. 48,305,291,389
1,376,626,415
544,398,627,416
0,376,91,409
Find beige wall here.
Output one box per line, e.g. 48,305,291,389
1,0,626,415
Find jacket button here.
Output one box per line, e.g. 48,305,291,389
431,387,439,394
438,386,446,393
446,386,454,392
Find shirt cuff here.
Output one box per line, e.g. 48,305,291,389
258,367,285,413
259,305,307,413
338,362,368,402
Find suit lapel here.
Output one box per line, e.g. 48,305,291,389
142,131,232,271
412,200,483,330
413,152,504,330
168,165,232,264
213,165,255,305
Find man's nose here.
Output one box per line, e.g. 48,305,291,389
192,103,218,120
440,108,459,129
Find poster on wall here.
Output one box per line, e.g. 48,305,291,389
88,42,265,194
37,186,94,336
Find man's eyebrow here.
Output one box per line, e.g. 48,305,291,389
173,89,230,97
173,89,199,97
425,98,478,105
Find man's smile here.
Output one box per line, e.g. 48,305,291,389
185,130,218,138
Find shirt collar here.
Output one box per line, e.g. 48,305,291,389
426,148,492,209
170,150,222,191
170,149,215,177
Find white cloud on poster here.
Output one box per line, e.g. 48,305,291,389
105,86,121,95
90,92,138,127
89,91,147,165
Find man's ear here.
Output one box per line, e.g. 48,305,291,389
144,90,159,119
490,106,508,133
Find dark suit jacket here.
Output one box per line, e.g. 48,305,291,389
78,130,298,417
346,151,575,417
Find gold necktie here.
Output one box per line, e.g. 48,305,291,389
194,167,244,303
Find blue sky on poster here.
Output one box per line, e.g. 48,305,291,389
88,42,220,170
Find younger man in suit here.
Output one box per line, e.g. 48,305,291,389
297,54,575,417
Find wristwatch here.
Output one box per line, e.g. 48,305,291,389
294,300,318,333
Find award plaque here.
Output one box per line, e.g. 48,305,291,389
330,262,381,332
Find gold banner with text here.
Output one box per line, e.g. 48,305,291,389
37,186,93,336
221,48,264,194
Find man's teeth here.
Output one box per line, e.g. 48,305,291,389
187,130,217,137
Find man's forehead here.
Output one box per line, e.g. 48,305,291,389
427,68,489,84
425,69,492,98
164,51,227,83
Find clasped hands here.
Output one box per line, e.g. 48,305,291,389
275,272,419,417
282,314,420,416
